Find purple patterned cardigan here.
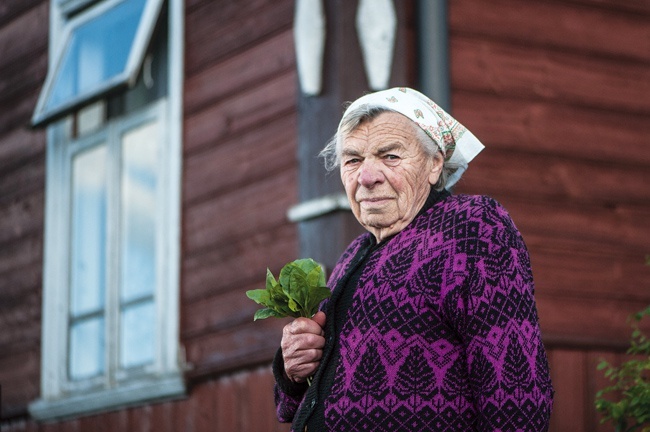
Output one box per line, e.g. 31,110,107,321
273,192,554,431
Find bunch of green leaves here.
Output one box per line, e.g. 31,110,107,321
595,302,650,432
246,258,331,321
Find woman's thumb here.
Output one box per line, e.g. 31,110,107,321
312,310,326,329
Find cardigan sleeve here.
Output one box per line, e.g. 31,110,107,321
272,347,309,423
443,196,554,431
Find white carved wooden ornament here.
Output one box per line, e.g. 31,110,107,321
293,0,326,96
356,0,396,90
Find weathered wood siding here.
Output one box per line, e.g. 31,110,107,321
0,0,48,420
2,367,290,432
1,0,300,428
181,0,299,382
2,0,649,431
449,0,650,430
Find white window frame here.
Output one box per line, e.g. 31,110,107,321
29,0,185,421
57,0,100,16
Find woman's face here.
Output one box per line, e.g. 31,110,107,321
340,112,443,242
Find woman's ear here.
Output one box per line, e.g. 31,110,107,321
428,154,444,185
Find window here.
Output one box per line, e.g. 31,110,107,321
32,0,163,126
29,0,185,420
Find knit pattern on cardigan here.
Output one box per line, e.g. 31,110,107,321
274,194,554,431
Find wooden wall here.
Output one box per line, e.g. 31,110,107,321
180,0,299,382
2,368,289,432
1,0,301,429
2,0,649,431
0,0,48,420
2,367,290,432
449,0,650,430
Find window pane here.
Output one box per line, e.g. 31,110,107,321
69,317,105,380
120,301,155,368
46,0,147,113
70,144,107,316
120,121,158,303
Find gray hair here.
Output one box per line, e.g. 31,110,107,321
319,104,459,191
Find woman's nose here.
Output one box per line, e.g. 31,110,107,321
358,161,384,188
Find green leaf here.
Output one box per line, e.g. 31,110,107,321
253,308,282,321
267,282,296,317
266,268,278,290
306,264,326,288
598,360,610,371
294,258,320,275
288,297,301,313
289,271,308,307
278,262,298,294
305,285,332,317
246,289,271,306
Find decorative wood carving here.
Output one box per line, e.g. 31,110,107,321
293,0,326,96
356,0,396,90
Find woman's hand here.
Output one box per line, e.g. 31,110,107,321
281,311,327,383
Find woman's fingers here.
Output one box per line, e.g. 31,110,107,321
286,361,320,383
285,315,325,338
281,314,327,382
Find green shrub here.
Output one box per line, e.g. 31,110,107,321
595,302,650,432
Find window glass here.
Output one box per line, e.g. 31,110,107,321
119,120,158,369
120,301,155,368
33,0,165,126
69,143,108,380
70,144,107,316
47,0,146,114
120,120,158,303
69,317,105,380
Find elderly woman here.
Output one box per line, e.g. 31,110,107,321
273,87,554,431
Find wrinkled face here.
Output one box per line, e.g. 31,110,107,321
340,112,443,242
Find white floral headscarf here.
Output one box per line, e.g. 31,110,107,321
340,87,485,188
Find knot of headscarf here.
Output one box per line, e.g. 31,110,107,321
339,87,485,189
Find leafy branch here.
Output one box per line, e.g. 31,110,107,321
246,258,331,320
595,303,650,432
